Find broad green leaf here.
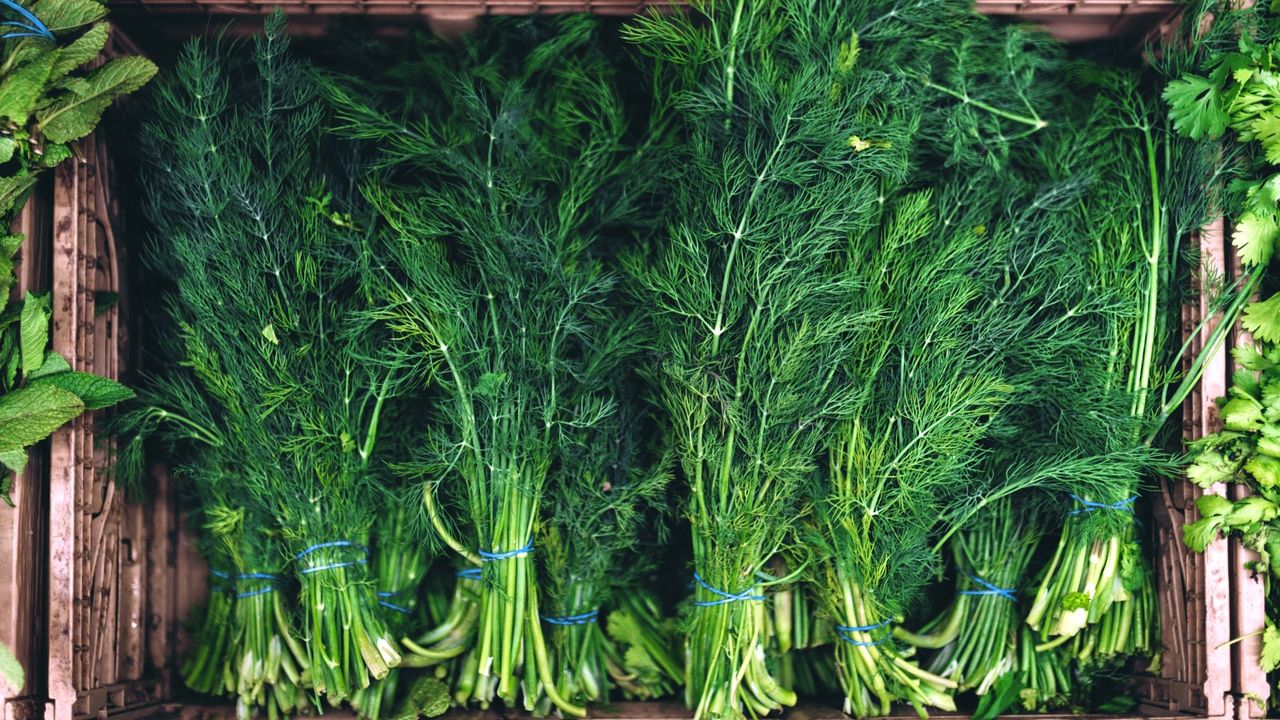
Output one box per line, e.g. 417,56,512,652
0,383,84,448
1232,210,1278,267
18,292,49,378
261,324,278,345
475,372,508,398
1222,396,1266,431
0,233,23,299
1237,344,1274,371
36,56,157,144
1227,495,1279,527
0,449,25,476
1183,515,1225,552
26,350,69,379
1165,74,1230,139
0,640,21,698
390,675,449,720
0,137,15,164
0,174,37,219
49,22,108,79
1247,453,1280,488
0,52,54,123
31,0,106,34
1242,293,1280,343
1188,448,1236,487
30,371,131,410
1262,623,1280,672
1197,493,1235,517
1251,114,1280,164
38,143,70,168
1232,369,1263,400
1257,432,1280,457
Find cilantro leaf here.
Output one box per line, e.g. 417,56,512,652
1222,395,1266,431
1183,515,1226,552
1188,448,1237,487
1243,293,1280,345
1262,623,1280,672
1233,211,1279,268
1166,74,1230,139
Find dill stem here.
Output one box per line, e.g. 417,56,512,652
918,76,1046,130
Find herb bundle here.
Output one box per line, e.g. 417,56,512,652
329,17,642,716
622,3,899,717
134,17,403,703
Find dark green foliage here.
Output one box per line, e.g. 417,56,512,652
327,16,649,717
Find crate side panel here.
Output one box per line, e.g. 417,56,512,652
1,197,52,715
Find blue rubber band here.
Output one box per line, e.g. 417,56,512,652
1068,494,1138,515
835,619,893,647
236,586,277,599
958,573,1016,602
456,568,483,580
478,539,534,561
237,572,280,581
210,569,233,580
542,610,599,626
0,1,54,41
379,600,412,615
300,558,368,575
692,572,765,607
295,540,369,560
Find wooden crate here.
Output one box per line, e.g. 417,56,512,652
104,0,1177,41
2,181,53,720
10,8,1267,720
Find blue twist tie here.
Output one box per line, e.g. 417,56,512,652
379,599,412,615
835,619,893,647
456,568,483,580
958,573,1016,602
237,586,277,599
478,539,534,562
692,572,765,607
237,572,280,581
542,610,600,626
0,1,55,41
300,558,368,575
210,569,233,580
1068,494,1138,516
295,540,369,560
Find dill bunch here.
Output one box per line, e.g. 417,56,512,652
330,16,643,716
536,374,675,709
622,2,914,717
1023,65,1235,649
137,14,405,700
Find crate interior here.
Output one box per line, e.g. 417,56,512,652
3,4,1269,720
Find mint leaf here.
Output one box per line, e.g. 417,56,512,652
0,174,38,219
30,371,132,410
0,383,84,448
0,52,54,124
26,350,69,379
1166,74,1230,139
36,56,157,144
0,449,26,476
18,292,49,378
30,0,107,34
49,22,109,79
